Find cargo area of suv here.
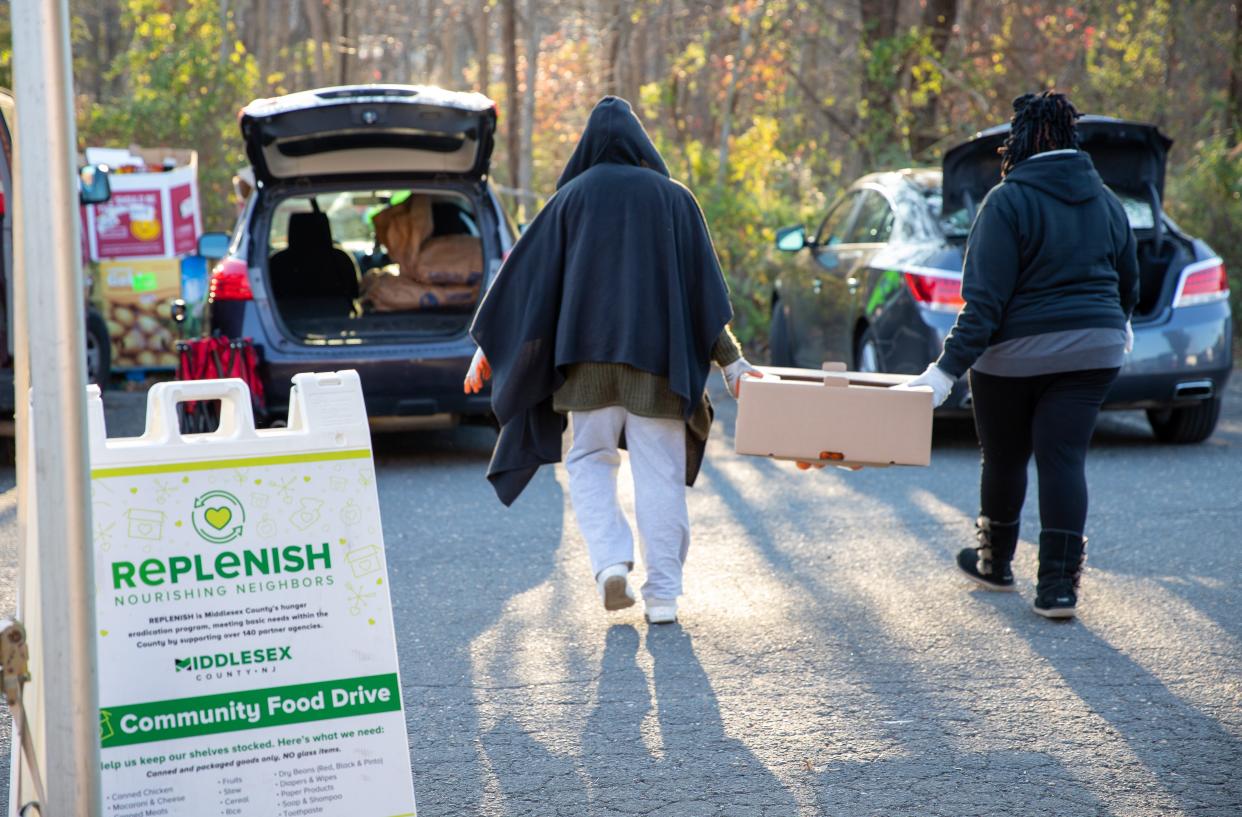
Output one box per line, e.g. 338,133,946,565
202,84,510,421
260,186,485,343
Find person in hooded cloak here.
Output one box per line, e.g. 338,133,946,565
464,96,759,624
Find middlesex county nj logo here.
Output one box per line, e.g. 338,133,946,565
191,490,246,544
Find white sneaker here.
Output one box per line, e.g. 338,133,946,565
644,598,677,625
596,564,636,611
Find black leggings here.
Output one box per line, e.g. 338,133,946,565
969,367,1119,537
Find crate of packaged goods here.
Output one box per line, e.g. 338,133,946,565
735,365,934,468
99,258,181,370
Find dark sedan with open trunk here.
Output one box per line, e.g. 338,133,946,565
771,116,1232,443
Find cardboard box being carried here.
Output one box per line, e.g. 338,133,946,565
735,364,934,468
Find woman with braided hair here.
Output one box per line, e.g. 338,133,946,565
900,91,1140,618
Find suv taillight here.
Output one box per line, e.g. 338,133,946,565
904,269,965,312
1173,258,1228,308
208,258,253,302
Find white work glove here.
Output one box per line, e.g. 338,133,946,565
895,363,955,408
721,357,763,398
463,347,491,394
1124,320,1134,354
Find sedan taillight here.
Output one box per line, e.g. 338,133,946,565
208,258,253,302
903,269,965,312
1173,258,1229,308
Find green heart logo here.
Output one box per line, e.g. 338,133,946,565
204,507,233,530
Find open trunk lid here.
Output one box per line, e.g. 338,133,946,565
241,85,496,185
942,116,1172,217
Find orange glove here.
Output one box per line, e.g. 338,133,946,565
795,454,863,472
463,348,491,394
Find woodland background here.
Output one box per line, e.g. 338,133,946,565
1,0,1240,345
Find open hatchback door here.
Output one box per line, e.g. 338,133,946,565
942,115,1172,219
241,84,497,184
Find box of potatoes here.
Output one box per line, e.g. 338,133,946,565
98,258,181,370
734,364,934,468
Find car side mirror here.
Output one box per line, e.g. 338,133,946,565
775,225,807,252
78,164,111,205
814,247,840,270
198,232,231,260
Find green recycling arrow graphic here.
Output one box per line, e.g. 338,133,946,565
191,489,246,544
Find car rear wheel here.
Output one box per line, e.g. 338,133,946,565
1146,397,1221,444
855,328,881,373
769,300,794,366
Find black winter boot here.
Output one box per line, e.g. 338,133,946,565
956,516,1019,591
1033,531,1087,619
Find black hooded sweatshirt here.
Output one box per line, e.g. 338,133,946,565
470,97,734,506
937,151,1140,379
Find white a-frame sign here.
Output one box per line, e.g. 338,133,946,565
88,371,416,817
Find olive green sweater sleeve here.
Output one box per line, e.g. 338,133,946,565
712,326,743,367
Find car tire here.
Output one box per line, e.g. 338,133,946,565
769,300,794,366
85,309,111,387
1146,397,1221,444
855,328,882,373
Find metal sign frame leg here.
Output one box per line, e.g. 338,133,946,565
11,0,102,814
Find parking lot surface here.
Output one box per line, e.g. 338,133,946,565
0,375,1239,816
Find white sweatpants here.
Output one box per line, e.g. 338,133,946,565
566,407,690,602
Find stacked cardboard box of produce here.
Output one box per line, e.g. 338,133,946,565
82,145,200,371
98,258,181,369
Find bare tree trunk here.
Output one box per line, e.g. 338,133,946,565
857,0,900,161
909,0,959,157
476,0,491,93
503,0,520,190
1159,0,1179,130
338,0,351,85
1230,0,1242,142
303,0,328,85
518,0,539,218
604,0,630,98
716,9,754,188
254,0,270,76
219,0,232,63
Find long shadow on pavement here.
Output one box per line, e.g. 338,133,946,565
701,456,1130,817
479,623,801,816
978,593,1242,815
588,624,798,816
378,427,566,815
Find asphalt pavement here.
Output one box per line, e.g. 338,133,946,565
0,374,1239,816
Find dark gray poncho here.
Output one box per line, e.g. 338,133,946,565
470,96,733,505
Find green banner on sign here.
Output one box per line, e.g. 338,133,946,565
100,672,401,748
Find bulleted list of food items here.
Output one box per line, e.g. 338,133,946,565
92,438,417,817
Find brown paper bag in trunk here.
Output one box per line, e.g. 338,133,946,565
414,235,484,286
361,271,479,312
372,195,434,278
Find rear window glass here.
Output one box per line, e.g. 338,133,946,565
269,190,478,254
1112,190,1156,230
